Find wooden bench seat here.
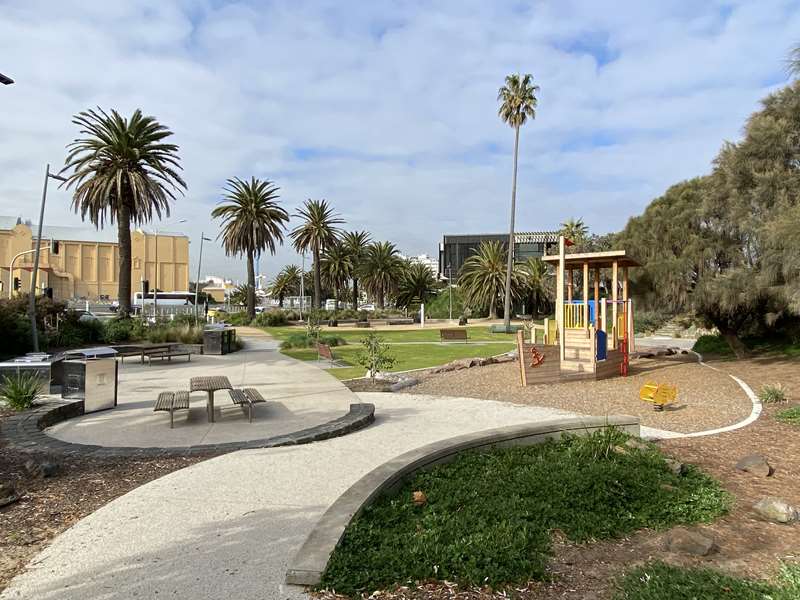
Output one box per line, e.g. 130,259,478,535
145,350,193,365
387,318,414,325
153,391,190,428
228,387,267,422
440,328,468,343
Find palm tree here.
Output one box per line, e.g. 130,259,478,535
229,284,249,306
458,241,523,319
361,241,404,309
290,199,343,309
281,264,301,294
269,272,293,308
498,73,539,330
320,242,353,314
520,257,552,317
559,217,589,245
396,261,437,309
212,177,289,321
62,108,186,317
341,230,371,309
789,43,800,77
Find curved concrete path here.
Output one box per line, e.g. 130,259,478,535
1,393,577,600
46,334,356,447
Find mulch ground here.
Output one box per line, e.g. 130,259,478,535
315,355,800,600
399,353,751,433
0,406,210,592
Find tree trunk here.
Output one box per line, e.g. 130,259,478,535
489,283,497,320
279,294,284,309
378,284,385,310
721,328,748,358
117,204,132,317
502,125,521,331
246,249,256,321
352,278,359,310
313,244,322,309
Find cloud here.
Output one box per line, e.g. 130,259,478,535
1,0,798,282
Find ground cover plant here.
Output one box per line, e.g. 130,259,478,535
615,561,800,600
262,324,521,344
321,429,730,596
0,372,44,411
775,405,800,426
758,383,788,404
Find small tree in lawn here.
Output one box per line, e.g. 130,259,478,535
356,333,395,381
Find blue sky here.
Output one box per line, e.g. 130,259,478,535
1,0,799,281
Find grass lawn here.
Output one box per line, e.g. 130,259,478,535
283,341,515,380
775,405,800,426
261,324,522,344
616,561,800,600
693,334,800,358
321,429,730,596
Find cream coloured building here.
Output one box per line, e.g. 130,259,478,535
0,217,189,301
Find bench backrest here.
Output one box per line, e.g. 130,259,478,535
317,343,333,360
440,328,467,340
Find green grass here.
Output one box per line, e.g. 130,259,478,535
320,429,730,596
692,333,800,358
775,405,800,426
262,324,523,344
283,341,515,380
616,561,800,600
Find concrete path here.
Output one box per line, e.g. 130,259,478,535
46,335,355,447
1,393,578,600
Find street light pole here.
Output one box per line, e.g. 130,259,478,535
300,252,305,321
447,263,453,322
194,233,211,322
29,164,66,352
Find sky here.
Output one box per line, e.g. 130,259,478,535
1,0,799,283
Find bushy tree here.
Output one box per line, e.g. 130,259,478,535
396,262,438,310
458,241,524,319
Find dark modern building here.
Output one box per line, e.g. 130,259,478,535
438,231,560,279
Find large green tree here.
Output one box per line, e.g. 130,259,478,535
341,230,371,309
361,241,404,309
62,108,186,317
520,257,553,318
212,177,289,321
290,199,343,309
498,73,539,330
458,240,523,320
396,261,438,310
559,217,589,247
320,241,353,314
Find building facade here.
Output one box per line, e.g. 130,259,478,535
399,253,439,277
0,217,189,301
438,231,559,279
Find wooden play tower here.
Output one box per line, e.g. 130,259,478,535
517,236,640,386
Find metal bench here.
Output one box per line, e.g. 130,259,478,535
145,349,193,365
440,328,468,343
228,387,267,423
153,391,190,428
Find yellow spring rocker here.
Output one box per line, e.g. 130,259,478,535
639,382,677,411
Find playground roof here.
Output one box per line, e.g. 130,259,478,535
541,249,641,269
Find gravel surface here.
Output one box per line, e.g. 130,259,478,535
400,354,751,433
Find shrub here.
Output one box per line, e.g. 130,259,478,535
354,333,396,381
692,334,734,356
758,383,788,404
224,311,252,326
51,311,103,348
254,311,288,327
321,428,730,595
0,371,44,411
101,317,136,343
634,310,672,334
280,332,346,350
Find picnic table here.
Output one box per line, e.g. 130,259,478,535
190,375,233,423
114,343,181,364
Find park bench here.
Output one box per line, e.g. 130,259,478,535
317,342,336,366
144,348,194,365
440,328,468,343
153,390,190,428
387,318,414,325
228,387,267,423
354,321,370,328
114,343,179,364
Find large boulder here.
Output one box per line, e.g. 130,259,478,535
753,497,799,523
735,455,773,477
0,482,19,508
663,527,717,556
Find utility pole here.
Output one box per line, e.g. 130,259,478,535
300,252,305,321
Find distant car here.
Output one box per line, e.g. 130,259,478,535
358,304,376,312
254,306,267,314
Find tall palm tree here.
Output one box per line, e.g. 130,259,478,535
62,108,186,317
290,199,343,309
559,217,589,245
212,177,289,321
281,264,301,295
458,241,523,319
789,43,800,77
498,73,539,330
269,272,293,308
520,256,552,317
320,242,353,314
341,230,371,309
361,241,404,309
396,261,437,309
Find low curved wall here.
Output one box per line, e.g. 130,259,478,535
285,414,640,586
1,400,375,458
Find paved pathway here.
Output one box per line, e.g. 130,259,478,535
46,334,355,448
1,393,578,600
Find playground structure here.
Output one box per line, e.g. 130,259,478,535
517,237,640,386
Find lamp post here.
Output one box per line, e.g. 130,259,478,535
152,219,187,318
447,263,453,322
300,252,306,321
28,164,67,352
193,233,212,323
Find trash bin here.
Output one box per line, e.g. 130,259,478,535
62,347,119,413
0,353,65,394
203,325,236,355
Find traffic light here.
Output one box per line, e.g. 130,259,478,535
50,239,59,255
13,277,20,291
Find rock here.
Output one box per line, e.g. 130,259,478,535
23,459,61,479
412,490,427,506
641,353,656,359
389,377,419,392
681,350,689,355
735,455,773,477
665,348,677,356
624,438,651,452
663,527,716,556
753,497,799,523
23,459,39,477
665,458,686,476
0,482,19,508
